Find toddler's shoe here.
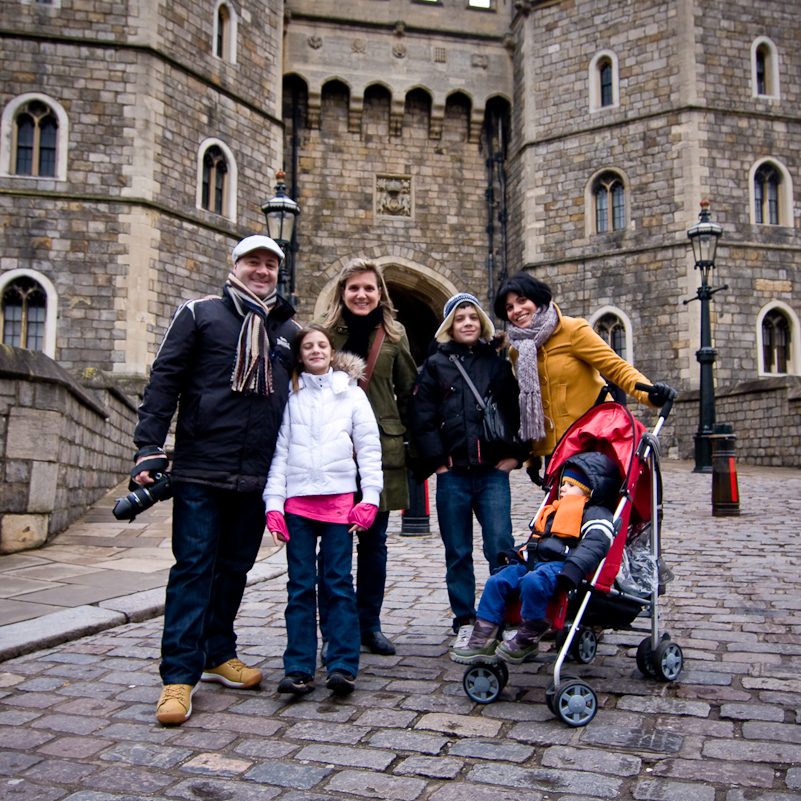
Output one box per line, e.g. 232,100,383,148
326,670,355,696
277,672,315,695
201,658,263,689
496,618,551,665
156,684,197,725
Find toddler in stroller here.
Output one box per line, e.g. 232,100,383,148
450,451,619,665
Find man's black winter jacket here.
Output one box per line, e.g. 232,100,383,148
134,291,298,491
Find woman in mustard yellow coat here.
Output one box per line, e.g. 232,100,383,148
493,273,675,464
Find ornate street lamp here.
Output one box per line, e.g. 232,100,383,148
684,200,725,473
261,171,300,302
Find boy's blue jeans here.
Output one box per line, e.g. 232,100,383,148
160,482,266,686
284,513,360,678
435,466,514,629
476,561,563,624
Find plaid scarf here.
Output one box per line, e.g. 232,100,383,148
226,273,277,396
507,302,559,442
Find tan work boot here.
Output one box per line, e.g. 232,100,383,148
156,684,197,725
200,657,263,689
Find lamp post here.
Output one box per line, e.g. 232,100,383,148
261,171,300,302
684,200,725,473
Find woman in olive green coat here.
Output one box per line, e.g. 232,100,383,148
318,259,417,655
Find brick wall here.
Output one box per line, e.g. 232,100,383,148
672,376,801,467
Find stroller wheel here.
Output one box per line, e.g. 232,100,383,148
571,627,597,664
497,660,509,686
463,663,504,704
553,679,597,727
636,637,657,677
653,639,683,681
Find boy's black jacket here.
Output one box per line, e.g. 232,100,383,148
409,338,529,478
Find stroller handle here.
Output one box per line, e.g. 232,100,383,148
635,381,674,421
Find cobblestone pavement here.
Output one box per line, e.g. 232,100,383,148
1,460,801,801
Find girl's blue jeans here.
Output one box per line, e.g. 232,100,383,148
284,513,360,678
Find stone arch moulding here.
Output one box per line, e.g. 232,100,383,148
756,299,800,376
0,267,59,357
195,137,238,223
212,0,238,64
748,157,794,228
312,256,460,321
0,92,69,181
588,49,620,112
751,36,780,99
587,304,634,365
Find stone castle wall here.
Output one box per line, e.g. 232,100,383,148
0,346,136,553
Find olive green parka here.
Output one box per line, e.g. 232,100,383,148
328,321,418,512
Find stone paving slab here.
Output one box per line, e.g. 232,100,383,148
0,460,800,800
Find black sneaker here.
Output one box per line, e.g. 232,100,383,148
326,670,355,696
277,672,315,695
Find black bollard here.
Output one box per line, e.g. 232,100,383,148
711,428,740,517
401,475,430,536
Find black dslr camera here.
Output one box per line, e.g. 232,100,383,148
113,454,174,521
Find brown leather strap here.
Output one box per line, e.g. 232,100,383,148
359,324,386,392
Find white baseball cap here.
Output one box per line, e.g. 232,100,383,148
231,235,284,265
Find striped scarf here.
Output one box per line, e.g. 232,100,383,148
507,302,559,442
226,273,277,396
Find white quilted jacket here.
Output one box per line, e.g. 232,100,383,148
263,358,383,512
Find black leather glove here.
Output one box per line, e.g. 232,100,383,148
554,574,577,595
525,457,543,486
647,382,677,407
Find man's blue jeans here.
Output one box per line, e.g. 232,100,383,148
318,510,390,637
435,467,514,630
285,514,360,678
476,561,562,623
161,482,266,686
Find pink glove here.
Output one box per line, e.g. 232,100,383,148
266,511,290,545
347,502,378,531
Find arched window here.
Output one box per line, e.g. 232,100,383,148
751,37,779,99
589,51,619,112
201,146,228,215
594,313,627,358
212,1,237,64
13,100,58,178
754,164,780,225
1,276,47,351
762,309,790,374
594,172,626,233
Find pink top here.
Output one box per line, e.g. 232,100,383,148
285,493,354,524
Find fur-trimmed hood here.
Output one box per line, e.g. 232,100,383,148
293,351,367,394
331,350,367,383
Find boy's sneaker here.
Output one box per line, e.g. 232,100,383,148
326,670,355,696
277,672,315,695
450,618,500,664
156,684,197,725
451,622,475,649
201,658,262,689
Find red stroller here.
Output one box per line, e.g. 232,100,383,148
460,385,683,726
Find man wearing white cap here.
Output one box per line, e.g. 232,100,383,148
133,235,299,724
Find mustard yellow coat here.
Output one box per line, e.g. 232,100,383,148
513,305,655,457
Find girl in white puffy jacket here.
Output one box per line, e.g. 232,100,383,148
264,324,383,697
